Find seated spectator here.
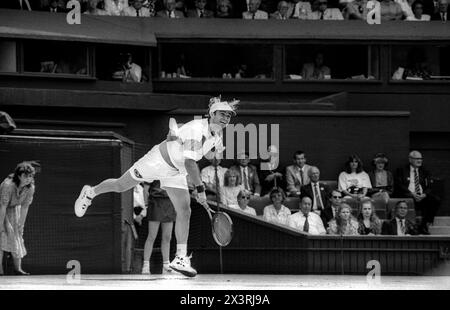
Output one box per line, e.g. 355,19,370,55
242,0,268,19
112,53,143,82
187,0,214,17
300,166,331,218
406,0,431,19
403,48,431,80
380,0,404,20
357,199,382,235
286,150,311,197
301,53,331,80
219,169,243,208
42,0,67,12
263,188,291,225
156,0,185,17
307,0,344,19
288,0,312,19
230,152,261,197
201,157,227,197
395,150,440,235
322,190,342,227
338,154,372,200
230,189,257,215
381,200,418,235
84,0,109,14
270,1,291,19
215,0,233,17
327,203,359,235
260,145,283,196
367,153,394,205
124,0,152,16
104,0,129,15
288,196,326,234
342,0,369,20
430,0,448,21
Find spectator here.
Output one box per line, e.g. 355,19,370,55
156,0,184,17
260,145,283,196
201,157,227,198
342,0,369,20
300,166,331,218
381,200,419,235
307,0,344,19
112,53,143,83
402,48,431,80
430,0,448,21
141,181,177,274
0,162,36,275
380,0,404,20
104,0,128,15
84,0,108,14
288,196,326,234
42,0,67,12
322,189,342,227
215,0,233,17
230,189,257,215
338,154,372,200
230,152,261,197
187,0,214,17
357,199,382,235
219,169,243,208
285,150,311,197
301,53,331,80
395,150,440,235
242,0,268,19
270,1,291,19
367,153,394,205
327,203,359,235
288,0,312,19
124,0,152,16
406,0,431,19
263,188,291,225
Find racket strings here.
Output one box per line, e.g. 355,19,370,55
212,213,233,246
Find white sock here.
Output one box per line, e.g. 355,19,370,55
163,261,170,269
143,261,150,268
177,244,187,257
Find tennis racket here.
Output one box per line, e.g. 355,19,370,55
200,200,233,247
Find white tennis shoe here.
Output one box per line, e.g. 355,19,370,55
74,185,94,217
141,265,150,275
169,254,197,277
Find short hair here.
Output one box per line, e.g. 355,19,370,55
412,0,424,10
12,162,35,187
308,166,320,177
217,0,232,10
344,154,363,174
269,187,286,203
293,150,305,159
224,169,241,187
395,200,409,210
237,189,251,199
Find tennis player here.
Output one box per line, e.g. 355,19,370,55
74,96,238,277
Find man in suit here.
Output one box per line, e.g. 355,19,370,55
124,0,152,16
321,190,342,228
242,0,268,19
300,166,331,221
230,152,261,197
395,150,439,235
270,1,290,19
186,0,214,17
156,0,185,17
430,0,448,21
382,201,418,235
285,150,312,197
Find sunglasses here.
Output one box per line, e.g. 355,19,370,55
239,196,251,200
332,196,342,199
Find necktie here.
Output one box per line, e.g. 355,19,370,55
313,183,323,210
299,168,304,186
252,12,256,19
290,4,296,18
303,214,309,232
243,168,250,190
401,219,406,235
414,169,421,194
136,9,140,16
320,12,324,19
200,10,204,17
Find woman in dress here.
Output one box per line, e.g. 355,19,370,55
220,169,243,208
0,162,36,275
357,199,382,235
263,187,291,226
327,203,359,235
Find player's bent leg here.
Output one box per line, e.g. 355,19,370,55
75,170,139,218
165,187,197,277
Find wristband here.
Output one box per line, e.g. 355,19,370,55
196,185,205,193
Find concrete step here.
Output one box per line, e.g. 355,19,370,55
429,226,450,235
433,217,450,226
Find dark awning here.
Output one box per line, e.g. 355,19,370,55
0,9,156,46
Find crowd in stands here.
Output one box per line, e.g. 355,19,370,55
196,149,440,236
1,0,448,21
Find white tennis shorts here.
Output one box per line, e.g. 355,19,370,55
129,144,188,190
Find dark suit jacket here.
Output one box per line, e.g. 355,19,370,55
186,8,214,17
300,182,331,211
395,165,433,198
368,170,394,195
229,164,261,195
381,218,418,235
